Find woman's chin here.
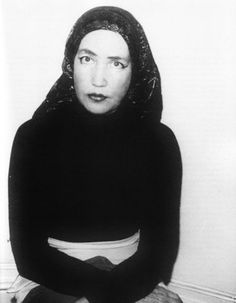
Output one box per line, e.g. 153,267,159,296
82,103,117,115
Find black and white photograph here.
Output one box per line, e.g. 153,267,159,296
0,1,236,302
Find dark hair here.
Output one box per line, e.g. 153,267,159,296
33,6,163,122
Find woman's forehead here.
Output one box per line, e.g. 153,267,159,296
78,29,130,59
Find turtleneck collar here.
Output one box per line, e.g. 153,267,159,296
64,96,140,132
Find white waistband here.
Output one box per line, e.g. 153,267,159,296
48,231,140,249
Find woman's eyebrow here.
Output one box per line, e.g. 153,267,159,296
108,56,129,61
77,48,97,56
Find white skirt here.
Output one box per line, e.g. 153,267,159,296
8,231,140,302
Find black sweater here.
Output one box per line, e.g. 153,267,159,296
9,104,182,303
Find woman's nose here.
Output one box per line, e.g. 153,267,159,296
91,64,108,87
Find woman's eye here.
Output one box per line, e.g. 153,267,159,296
79,56,93,64
111,61,125,69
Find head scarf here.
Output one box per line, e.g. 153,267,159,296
33,6,163,122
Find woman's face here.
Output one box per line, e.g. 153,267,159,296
73,30,132,114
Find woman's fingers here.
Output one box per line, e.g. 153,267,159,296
155,292,183,303
150,286,183,303
137,289,183,303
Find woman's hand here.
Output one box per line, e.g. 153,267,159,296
137,285,183,303
151,286,183,303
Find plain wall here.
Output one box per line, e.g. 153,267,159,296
1,0,236,296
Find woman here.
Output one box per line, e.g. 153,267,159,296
8,6,182,303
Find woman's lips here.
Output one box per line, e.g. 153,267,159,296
88,93,107,102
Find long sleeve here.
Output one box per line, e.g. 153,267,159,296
99,123,182,303
8,120,111,299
